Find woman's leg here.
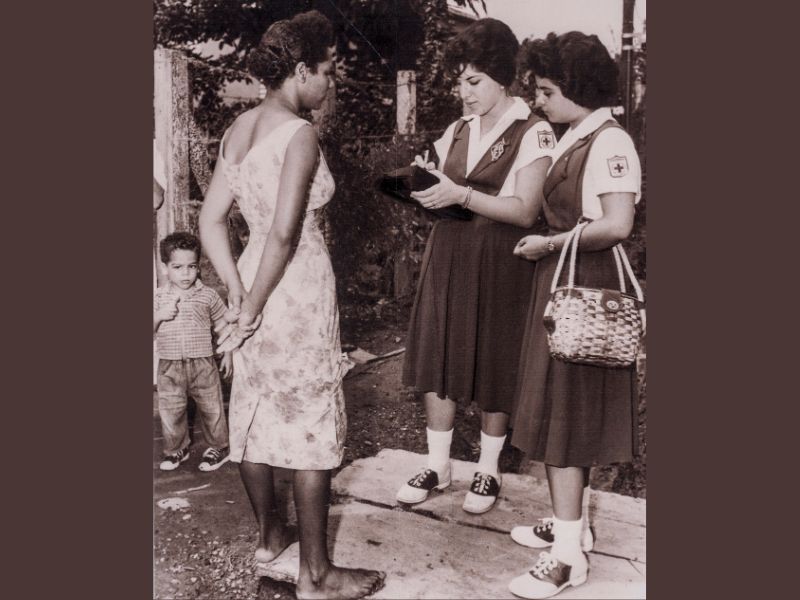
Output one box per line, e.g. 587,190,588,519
509,465,595,552
546,464,589,570
424,391,457,430
239,461,293,562
508,464,588,598
423,392,457,472
397,392,456,503
462,410,509,513
294,469,385,600
546,464,584,521
477,410,509,475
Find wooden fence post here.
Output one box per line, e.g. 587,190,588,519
396,70,416,135
154,48,192,240
394,69,417,297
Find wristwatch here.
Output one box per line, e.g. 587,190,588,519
545,238,556,253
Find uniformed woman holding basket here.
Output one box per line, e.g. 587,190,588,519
508,31,643,599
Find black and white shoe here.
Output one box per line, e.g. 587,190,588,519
159,447,190,471
396,465,451,504
511,518,595,552
508,551,588,599
198,447,230,472
462,472,501,514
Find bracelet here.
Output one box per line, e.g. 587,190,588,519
462,186,473,210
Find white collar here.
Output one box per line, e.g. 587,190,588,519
462,96,531,126
550,107,615,167
463,97,531,173
566,107,615,141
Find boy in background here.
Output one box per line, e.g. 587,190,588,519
154,231,232,471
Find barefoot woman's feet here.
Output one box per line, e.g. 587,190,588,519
254,526,296,569
296,565,386,600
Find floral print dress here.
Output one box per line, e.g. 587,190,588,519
219,118,350,470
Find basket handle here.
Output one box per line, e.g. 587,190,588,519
549,221,587,294
551,221,644,304
612,244,644,302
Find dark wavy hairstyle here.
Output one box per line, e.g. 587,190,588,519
518,31,619,109
443,18,519,87
247,10,335,90
160,231,201,264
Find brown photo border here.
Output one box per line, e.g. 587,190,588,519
5,1,155,598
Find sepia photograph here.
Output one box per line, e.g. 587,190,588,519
153,1,647,598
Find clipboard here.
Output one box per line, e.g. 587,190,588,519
376,165,473,221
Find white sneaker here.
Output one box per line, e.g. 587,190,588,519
159,447,190,471
508,551,588,599
198,446,230,472
510,518,595,552
396,464,451,504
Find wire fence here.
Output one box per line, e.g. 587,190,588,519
182,53,446,143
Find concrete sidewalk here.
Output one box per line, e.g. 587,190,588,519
259,449,646,599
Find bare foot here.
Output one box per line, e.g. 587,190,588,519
254,526,296,566
296,565,386,599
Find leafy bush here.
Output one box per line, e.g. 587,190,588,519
320,130,438,309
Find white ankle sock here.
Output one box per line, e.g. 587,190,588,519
551,517,585,566
476,431,505,478
426,428,453,474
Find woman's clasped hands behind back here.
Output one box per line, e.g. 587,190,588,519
214,290,262,354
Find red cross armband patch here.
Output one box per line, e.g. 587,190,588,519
537,130,555,149
607,155,629,178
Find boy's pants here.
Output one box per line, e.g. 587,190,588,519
157,356,229,456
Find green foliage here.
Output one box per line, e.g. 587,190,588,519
154,0,644,304
155,0,480,304
320,128,437,305
412,0,463,131
154,0,479,137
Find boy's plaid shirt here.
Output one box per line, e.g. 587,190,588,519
154,280,227,360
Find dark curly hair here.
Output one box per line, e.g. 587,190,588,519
518,31,619,109
160,231,201,264
247,10,335,90
443,18,519,87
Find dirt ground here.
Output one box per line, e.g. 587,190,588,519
153,298,646,599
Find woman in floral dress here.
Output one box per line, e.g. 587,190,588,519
199,11,384,600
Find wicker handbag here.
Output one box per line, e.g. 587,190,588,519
543,222,646,368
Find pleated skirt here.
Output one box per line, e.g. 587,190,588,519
510,247,639,467
402,216,539,413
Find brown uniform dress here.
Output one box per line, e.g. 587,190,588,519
510,121,639,467
402,114,548,413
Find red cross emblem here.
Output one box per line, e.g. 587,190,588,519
537,130,555,149
607,155,629,178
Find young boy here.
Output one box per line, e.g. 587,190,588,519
154,231,233,472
